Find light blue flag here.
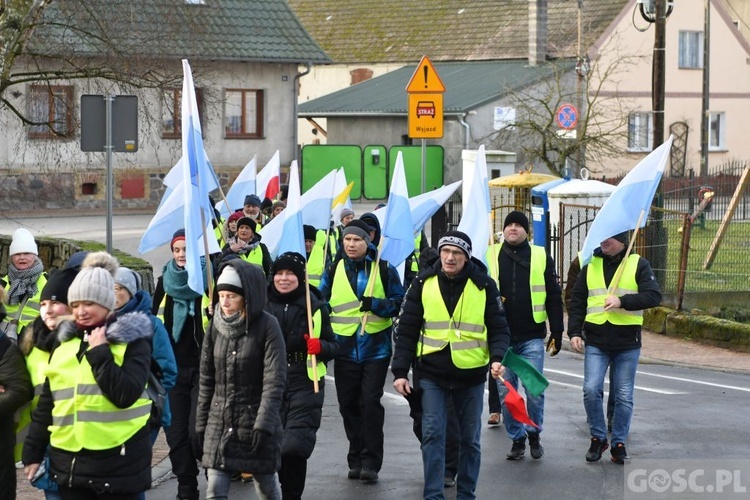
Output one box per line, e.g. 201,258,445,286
579,135,674,266
140,183,186,254
181,59,218,295
372,180,462,235
379,152,414,266
218,156,256,218
457,145,491,264
277,161,306,257
301,170,338,230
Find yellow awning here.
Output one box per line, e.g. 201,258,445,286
488,172,559,188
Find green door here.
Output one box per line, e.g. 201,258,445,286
363,145,388,199
389,146,444,196
300,145,362,198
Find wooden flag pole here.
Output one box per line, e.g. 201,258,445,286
487,212,499,287
359,249,382,337
303,264,320,393
607,210,646,297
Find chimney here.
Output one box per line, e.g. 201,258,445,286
529,0,547,66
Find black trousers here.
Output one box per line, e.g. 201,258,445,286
0,417,15,500
165,365,200,497
487,371,502,414
334,358,390,472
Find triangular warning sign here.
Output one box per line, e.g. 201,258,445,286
406,55,446,93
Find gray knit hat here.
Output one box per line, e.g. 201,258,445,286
216,265,243,296
114,267,140,299
67,252,119,311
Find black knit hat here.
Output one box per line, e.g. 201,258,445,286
272,252,307,285
438,231,473,258
41,267,79,305
612,231,629,245
244,194,261,207
503,211,530,234
342,220,372,246
303,225,317,242
236,217,257,233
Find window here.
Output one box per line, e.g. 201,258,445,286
709,112,726,150
678,31,704,69
224,89,264,138
162,88,204,138
28,85,73,138
628,112,652,152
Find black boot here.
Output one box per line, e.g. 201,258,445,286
528,432,544,459
506,437,526,460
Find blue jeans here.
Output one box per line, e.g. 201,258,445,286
583,345,640,445
496,338,545,440
421,378,484,500
206,468,281,500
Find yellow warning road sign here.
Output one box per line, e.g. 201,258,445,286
406,56,446,93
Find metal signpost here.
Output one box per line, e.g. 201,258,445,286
406,56,445,194
81,95,138,252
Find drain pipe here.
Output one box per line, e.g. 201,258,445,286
457,113,471,150
293,62,312,163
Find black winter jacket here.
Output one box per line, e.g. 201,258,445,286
23,312,154,495
265,284,338,459
152,276,205,369
392,257,511,390
567,249,661,350
196,259,287,475
497,240,564,342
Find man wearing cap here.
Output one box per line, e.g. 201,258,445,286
491,211,564,461
318,219,405,484
242,194,267,227
568,231,661,464
221,217,272,275
1,228,47,341
392,231,510,499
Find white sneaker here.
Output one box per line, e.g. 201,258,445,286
15,461,24,469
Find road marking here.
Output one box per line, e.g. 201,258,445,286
544,369,687,395
637,371,750,393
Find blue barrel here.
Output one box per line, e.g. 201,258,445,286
530,178,569,249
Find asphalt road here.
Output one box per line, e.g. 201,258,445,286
4,213,749,499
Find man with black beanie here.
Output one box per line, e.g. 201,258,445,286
493,211,564,461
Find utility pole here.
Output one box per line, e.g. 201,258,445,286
700,0,710,176
652,0,667,152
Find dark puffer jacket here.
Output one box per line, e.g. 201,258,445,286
22,312,154,495
196,260,287,475
265,285,338,459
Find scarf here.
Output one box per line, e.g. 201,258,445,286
162,259,202,342
7,259,45,305
228,236,259,254
213,309,246,340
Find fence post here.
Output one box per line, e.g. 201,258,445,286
676,213,691,310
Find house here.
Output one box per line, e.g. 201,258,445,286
0,0,329,211
292,0,750,184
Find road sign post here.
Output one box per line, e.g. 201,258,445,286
407,56,445,194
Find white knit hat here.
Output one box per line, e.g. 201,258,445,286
68,252,119,311
9,228,38,256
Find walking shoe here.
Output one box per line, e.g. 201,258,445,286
347,468,361,480
610,442,630,464
506,437,526,460
240,473,254,484
359,467,378,483
586,437,609,462
528,432,544,459
444,476,456,488
487,412,502,426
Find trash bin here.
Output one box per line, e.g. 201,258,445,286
530,178,569,250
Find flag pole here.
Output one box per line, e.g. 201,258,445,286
607,209,646,296
303,264,320,393
359,248,382,337
487,212,499,286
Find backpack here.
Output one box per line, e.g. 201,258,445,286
146,359,166,429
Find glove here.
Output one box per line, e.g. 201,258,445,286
250,429,272,453
359,296,373,312
546,331,563,356
304,334,322,355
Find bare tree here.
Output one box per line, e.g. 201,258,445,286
480,38,646,177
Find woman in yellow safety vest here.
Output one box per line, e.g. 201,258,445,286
265,252,338,499
220,217,272,275
22,252,153,499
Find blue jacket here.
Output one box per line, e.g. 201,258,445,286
117,290,178,428
318,246,404,363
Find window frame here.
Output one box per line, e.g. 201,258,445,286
678,30,704,69
224,89,264,139
627,112,653,152
27,84,74,139
162,87,204,139
708,111,726,151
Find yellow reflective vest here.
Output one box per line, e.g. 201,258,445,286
14,346,50,461
306,309,326,381
2,273,47,336
418,276,489,369
487,244,548,323
240,246,265,272
156,294,211,330
585,254,643,326
329,260,391,336
47,339,151,451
